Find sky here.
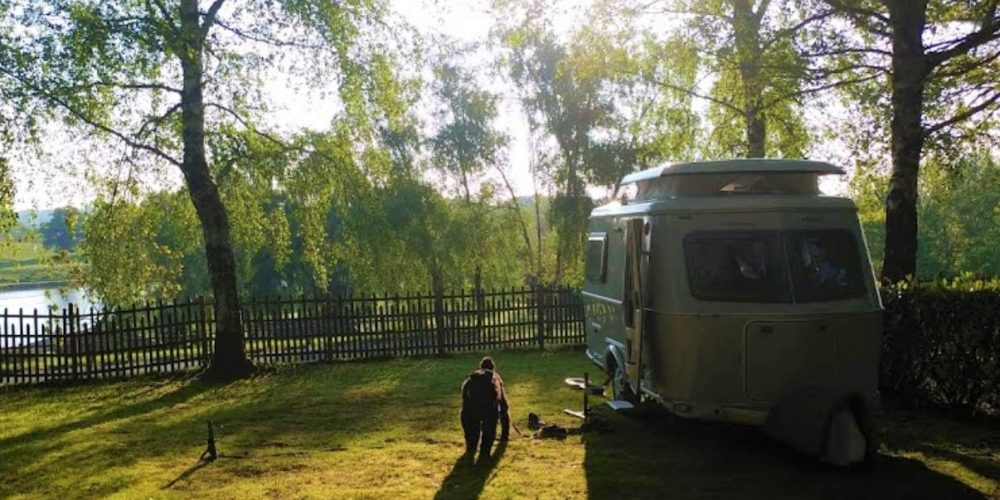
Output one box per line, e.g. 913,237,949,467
9,0,846,212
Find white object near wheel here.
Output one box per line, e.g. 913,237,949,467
823,409,868,466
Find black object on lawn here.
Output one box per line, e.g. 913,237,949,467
200,420,218,462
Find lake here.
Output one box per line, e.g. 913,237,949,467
0,287,99,348
0,286,99,314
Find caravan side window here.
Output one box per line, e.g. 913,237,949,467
683,231,790,303
585,233,608,283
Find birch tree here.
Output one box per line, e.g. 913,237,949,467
0,0,386,378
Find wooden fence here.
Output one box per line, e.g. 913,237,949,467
0,286,585,386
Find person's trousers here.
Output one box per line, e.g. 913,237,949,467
461,410,498,456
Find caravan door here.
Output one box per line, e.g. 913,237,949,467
623,218,648,398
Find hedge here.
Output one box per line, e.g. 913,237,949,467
880,279,1000,417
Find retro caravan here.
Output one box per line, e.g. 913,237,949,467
582,159,883,465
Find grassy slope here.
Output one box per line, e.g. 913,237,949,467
0,240,72,285
1,349,998,499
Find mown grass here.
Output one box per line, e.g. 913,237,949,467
1,348,998,499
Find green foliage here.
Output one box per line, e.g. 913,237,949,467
571,11,702,186
2,0,393,305
39,207,83,251
600,0,818,158
430,60,506,199
881,280,1000,417
851,151,1000,279
78,188,206,305
0,158,14,241
496,5,624,283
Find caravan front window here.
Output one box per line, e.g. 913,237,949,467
785,230,866,302
684,232,790,303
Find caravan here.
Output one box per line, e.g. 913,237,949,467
582,159,882,461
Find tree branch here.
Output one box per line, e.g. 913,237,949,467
761,9,835,49
0,64,182,166
146,0,179,36
754,0,773,25
632,2,735,22
823,0,889,24
205,102,288,148
933,48,1000,79
200,0,226,41
57,96,182,166
137,101,183,138
212,18,326,49
645,75,743,113
762,72,882,109
926,16,1000,69
69,81,182,94
923,90,1000,137
493,161,534,260
798,46,892,58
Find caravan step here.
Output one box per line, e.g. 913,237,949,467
606,400,635,411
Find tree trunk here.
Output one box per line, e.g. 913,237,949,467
534,189,543,283
882,0,929,283
732,0,767,158
494,163,535,277
745,110,766,158
179,0,251,379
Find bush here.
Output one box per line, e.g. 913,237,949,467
880,277,1000,417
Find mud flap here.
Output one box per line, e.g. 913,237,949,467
763,386,877,468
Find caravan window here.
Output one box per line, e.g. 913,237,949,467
684,232,790,303
785,230,866,302
585,233,608,283
683,229,868,303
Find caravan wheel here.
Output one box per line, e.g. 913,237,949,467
610,359,636,402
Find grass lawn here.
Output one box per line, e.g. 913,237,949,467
1,348,998,499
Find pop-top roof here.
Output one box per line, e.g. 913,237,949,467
619,159,845,186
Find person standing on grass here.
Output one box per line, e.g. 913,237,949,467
460,356,511,462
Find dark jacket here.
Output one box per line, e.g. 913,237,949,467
462,369,509,415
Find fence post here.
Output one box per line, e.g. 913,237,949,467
535,286,546,350
64,304,77,382
323,295,333,363
198,297,210,366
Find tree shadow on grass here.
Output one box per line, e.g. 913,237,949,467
584,405,986,500
434,440,507,500
0,376,214,452
162,460,212,489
